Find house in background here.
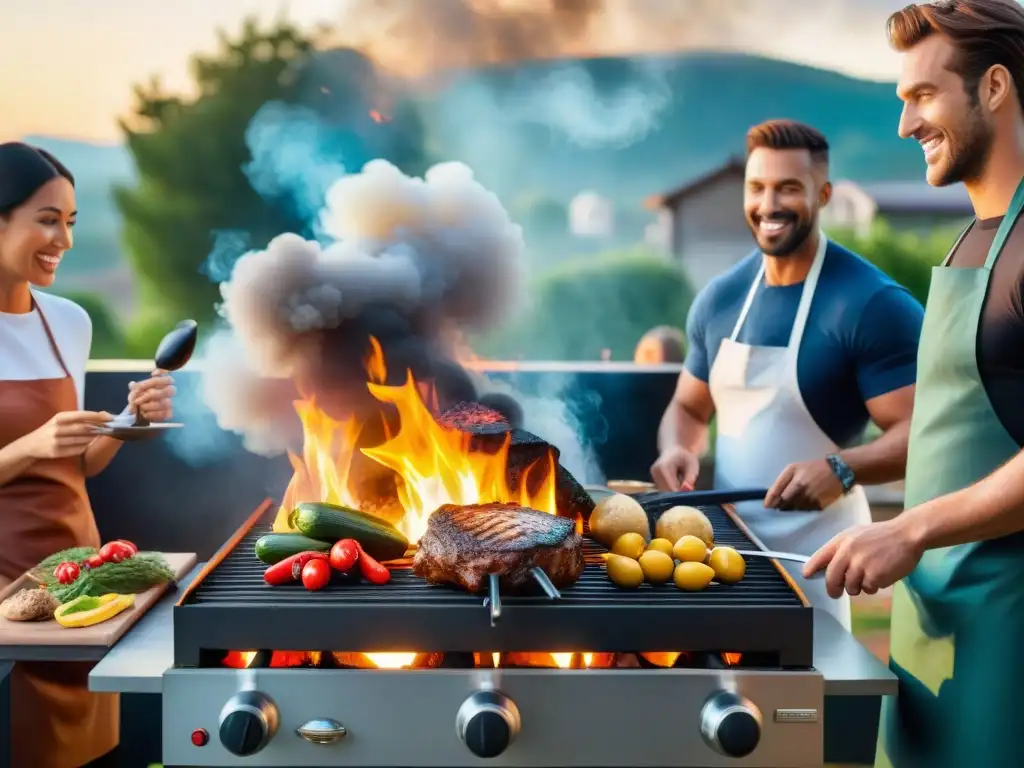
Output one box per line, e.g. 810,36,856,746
644,157,750,290
646,158,976,290
821,179,973,237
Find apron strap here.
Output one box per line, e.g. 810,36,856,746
730,259,766,341
32,292,73,380
940,221,974,267
985,176,1024,269
786,231,828,351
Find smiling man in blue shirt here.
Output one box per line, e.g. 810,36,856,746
651,119,924,628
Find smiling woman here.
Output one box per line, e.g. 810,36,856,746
0,142,175,768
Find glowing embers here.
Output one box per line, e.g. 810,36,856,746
219,650,754,670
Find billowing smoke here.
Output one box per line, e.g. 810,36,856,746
196,158,529,457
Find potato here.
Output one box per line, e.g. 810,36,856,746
606,554,644,589
707,547,746,584
646,538,674,556
611,532,646,559
638,550,674,584
672,535,708,563
673,561,715,591
589,493,650,547
656,506,714,548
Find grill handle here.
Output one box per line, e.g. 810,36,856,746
632,487,769,508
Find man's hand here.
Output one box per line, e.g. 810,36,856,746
803,517,924,597
650,446,700,491
764,459,843,511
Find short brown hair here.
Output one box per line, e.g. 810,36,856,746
746,120,830,167
888,0,1024,110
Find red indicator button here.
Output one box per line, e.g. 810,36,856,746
191,728,209,747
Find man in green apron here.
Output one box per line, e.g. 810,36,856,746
803,1,1024,766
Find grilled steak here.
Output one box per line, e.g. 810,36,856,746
413,503,585,593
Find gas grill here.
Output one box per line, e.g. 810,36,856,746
162,492,825,767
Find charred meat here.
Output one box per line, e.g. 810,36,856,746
413,503,585,593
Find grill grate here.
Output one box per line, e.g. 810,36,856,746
190,511,800,608
174,502,814,667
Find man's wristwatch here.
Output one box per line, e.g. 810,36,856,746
826,454,856,494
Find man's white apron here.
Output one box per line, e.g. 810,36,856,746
709,235,872,630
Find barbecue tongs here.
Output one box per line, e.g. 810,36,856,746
483,568,561,627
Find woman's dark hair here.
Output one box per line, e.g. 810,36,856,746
888,0,1024,111
0,142,75,217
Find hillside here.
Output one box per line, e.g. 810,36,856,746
23,52,921,292
422,52,921,205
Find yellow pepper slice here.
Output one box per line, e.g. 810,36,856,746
54,593,135,628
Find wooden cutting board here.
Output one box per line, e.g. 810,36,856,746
0,552,196,662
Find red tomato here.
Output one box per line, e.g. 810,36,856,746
329,539,360,572
113,540,138,555
98,541,135,564
84,554,105,569
301,558,331,591
54,561,80,585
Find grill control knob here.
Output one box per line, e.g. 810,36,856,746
700,690,761,758
456,690,521,758
219,690,279,757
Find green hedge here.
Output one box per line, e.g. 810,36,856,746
477,249,694,361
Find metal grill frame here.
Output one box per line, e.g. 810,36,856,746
174,498,814,668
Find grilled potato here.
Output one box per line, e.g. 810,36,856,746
590,493,650,547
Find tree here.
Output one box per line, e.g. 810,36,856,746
477,248,694,360
115,20,434,353
116,19,315,346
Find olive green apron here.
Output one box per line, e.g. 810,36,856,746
875,177,1024,768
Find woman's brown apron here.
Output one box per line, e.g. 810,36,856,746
0,301,118,768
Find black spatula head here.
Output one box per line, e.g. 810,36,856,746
154,320,198,372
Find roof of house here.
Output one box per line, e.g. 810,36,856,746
851,180,973,215
644,156,745,210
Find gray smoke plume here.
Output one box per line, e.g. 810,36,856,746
197,159,528,456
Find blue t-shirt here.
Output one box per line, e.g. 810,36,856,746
684,241,924,448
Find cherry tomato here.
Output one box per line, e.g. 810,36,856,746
98,541,135,564
329,539,360,573
301,558,331,591
84,554,105,569
54,561,80,585
113,540,138,555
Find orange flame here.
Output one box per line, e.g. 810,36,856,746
369,109,391,123
273,337,558,542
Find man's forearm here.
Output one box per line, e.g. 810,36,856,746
838,418,911,485
658,402,710,456
900,448,1024,550
0,435,36,487
83,436,123,478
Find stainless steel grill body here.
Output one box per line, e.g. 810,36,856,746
163,666,824,767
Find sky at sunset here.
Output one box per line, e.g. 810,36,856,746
1,0,912,144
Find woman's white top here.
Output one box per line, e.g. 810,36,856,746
0,291,91,409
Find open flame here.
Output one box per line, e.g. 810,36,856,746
274,337,558,543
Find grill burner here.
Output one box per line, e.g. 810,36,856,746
174,495,812,668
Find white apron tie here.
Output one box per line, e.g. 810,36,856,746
709,234,872,630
